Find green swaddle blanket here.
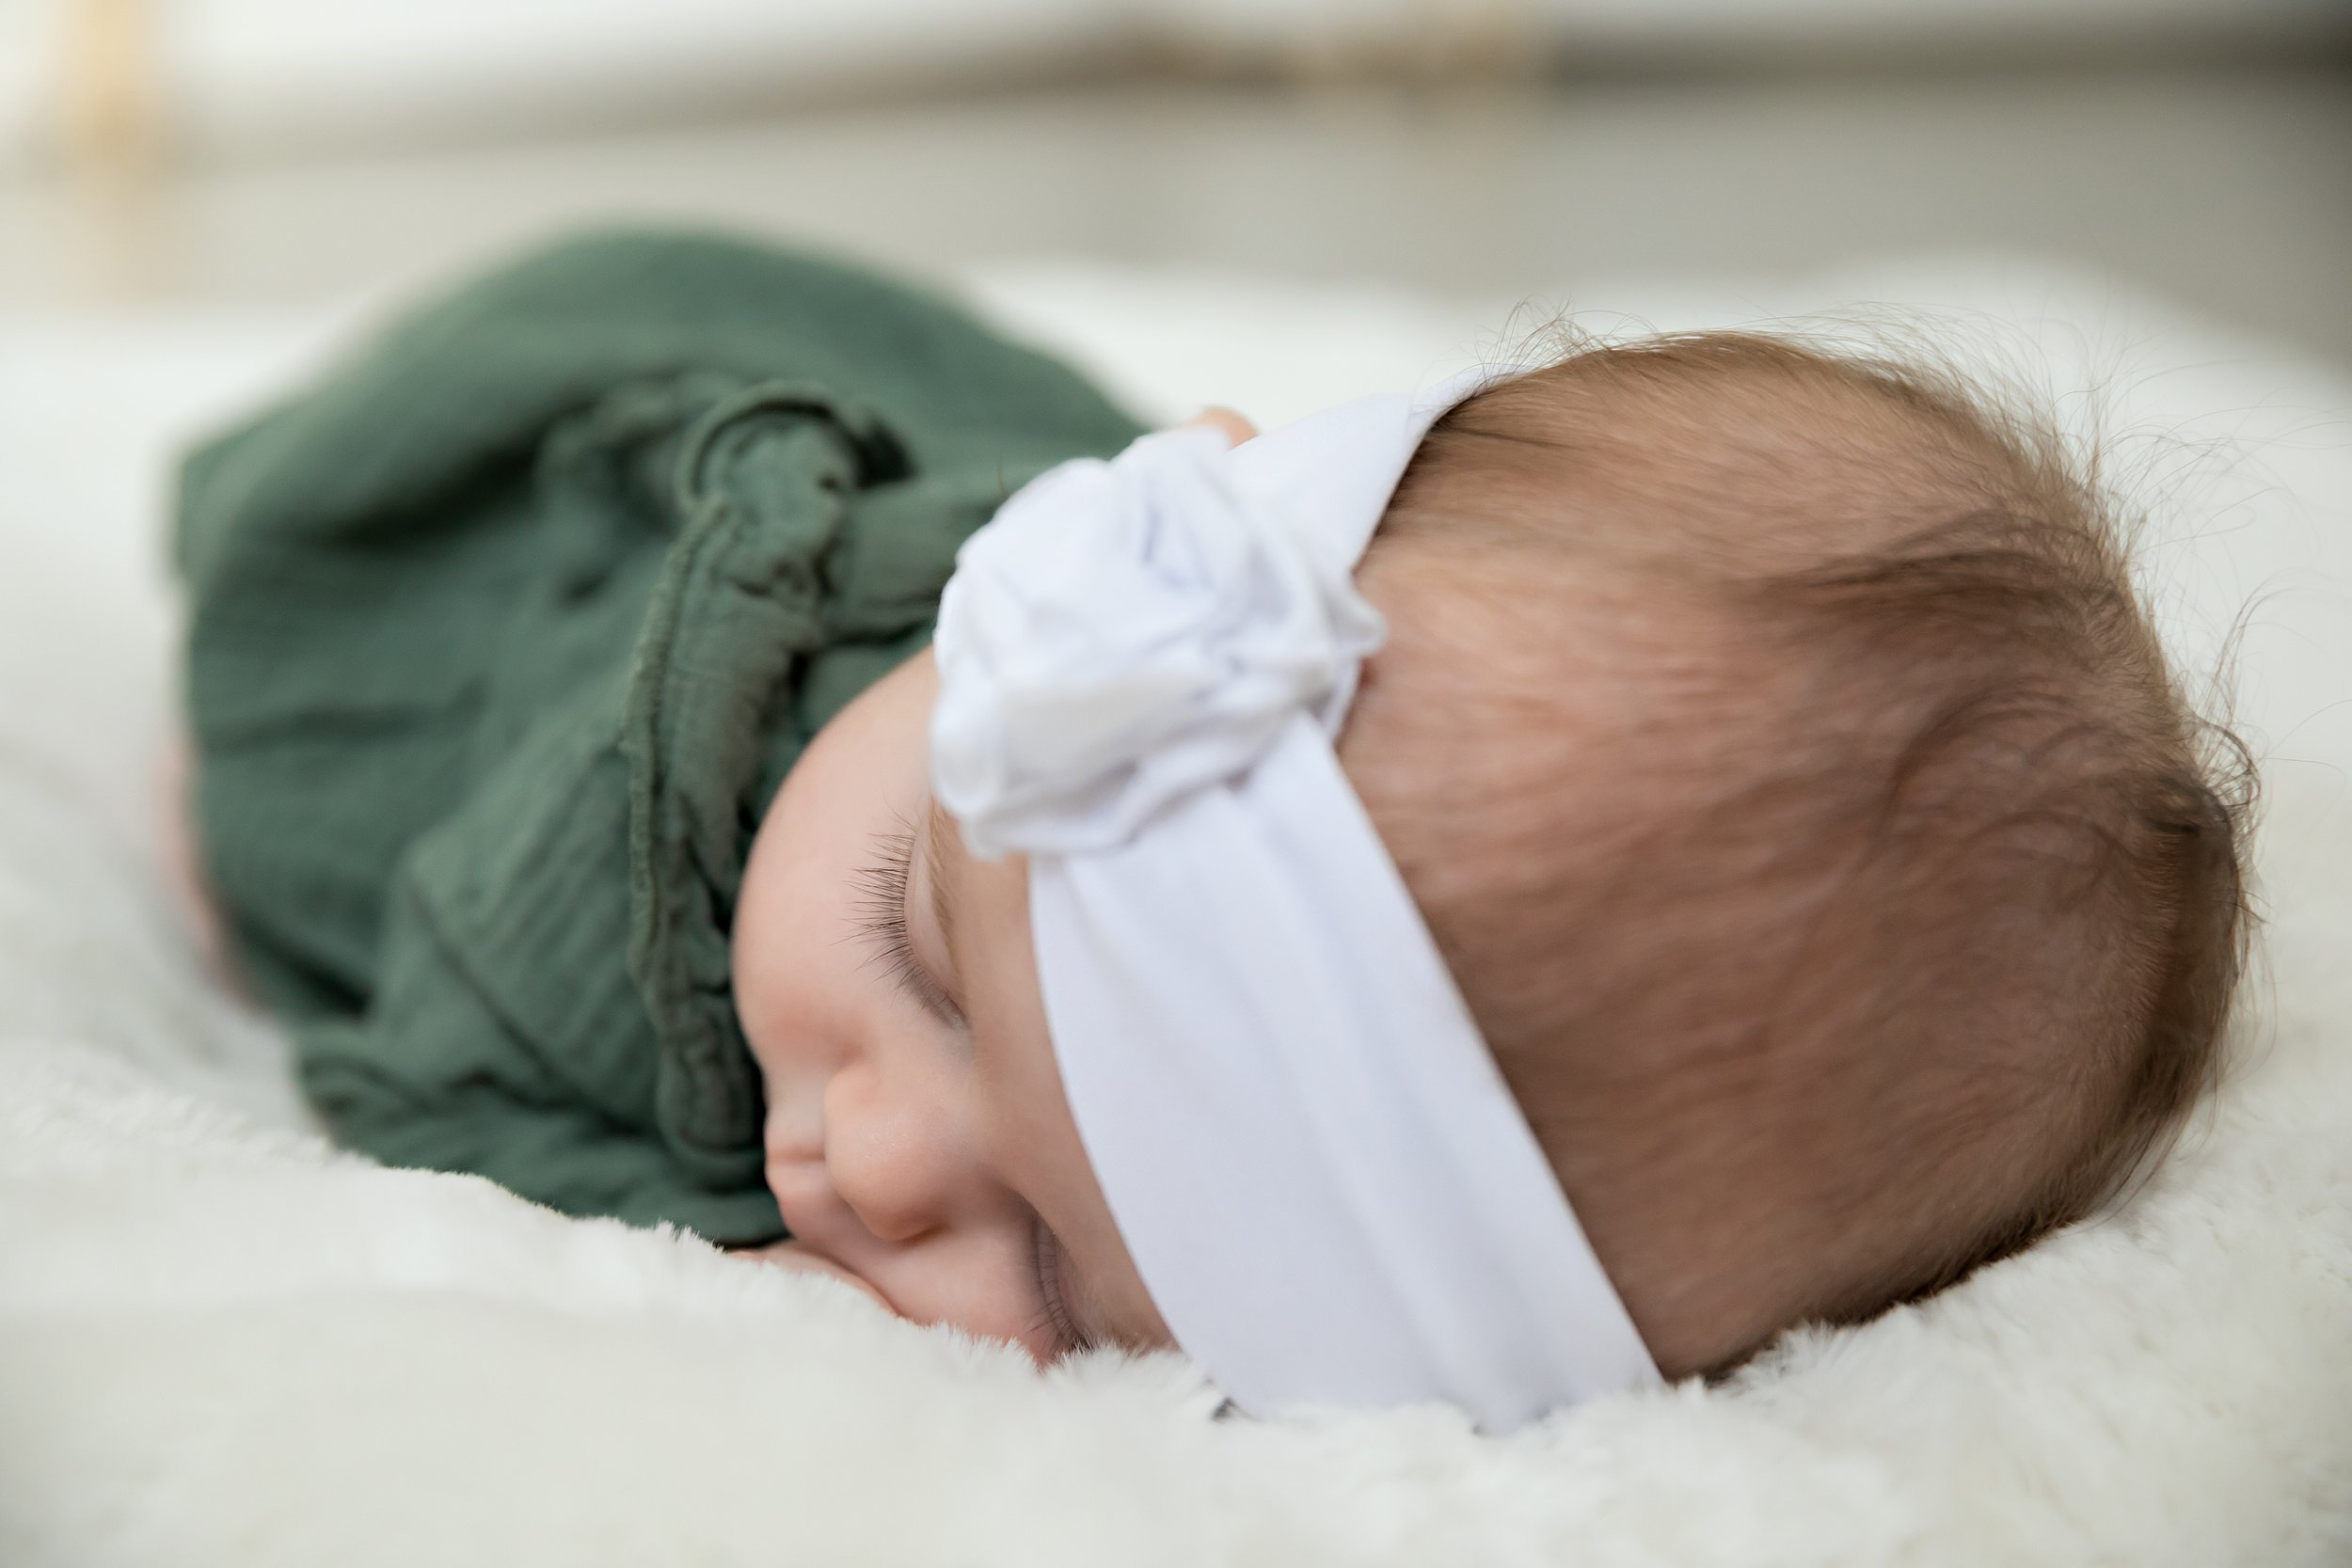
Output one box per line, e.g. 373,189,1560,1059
178,231,1145,1243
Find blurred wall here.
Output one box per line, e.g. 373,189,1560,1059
4,0,2346,167
0,0,2345,361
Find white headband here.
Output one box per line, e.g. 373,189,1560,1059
930,378,1661,1430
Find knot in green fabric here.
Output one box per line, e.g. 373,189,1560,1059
626,383,912,1185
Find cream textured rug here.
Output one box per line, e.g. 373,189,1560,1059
1,255,2348,1566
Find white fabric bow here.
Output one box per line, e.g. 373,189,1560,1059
931,424,1384,860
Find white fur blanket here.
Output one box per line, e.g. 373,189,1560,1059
2,259,2348,1566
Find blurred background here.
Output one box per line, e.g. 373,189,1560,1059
0,0,2347,355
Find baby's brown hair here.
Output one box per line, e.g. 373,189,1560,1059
1342,332,2253,1378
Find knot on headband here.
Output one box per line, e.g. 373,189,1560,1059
931,425,1383,860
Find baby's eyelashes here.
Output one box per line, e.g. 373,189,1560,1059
850,824,959,1025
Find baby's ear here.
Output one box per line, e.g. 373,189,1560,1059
1180,407,1259,447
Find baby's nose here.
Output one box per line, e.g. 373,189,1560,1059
822,1066,979,1244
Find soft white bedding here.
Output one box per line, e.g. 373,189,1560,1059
1,256,2348,1566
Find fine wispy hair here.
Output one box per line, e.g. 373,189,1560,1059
1352,326,2257,1374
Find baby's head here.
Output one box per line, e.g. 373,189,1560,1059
732,330,2248,1415
1348,333,2249,1374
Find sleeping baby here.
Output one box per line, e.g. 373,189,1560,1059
173,230,2249,1427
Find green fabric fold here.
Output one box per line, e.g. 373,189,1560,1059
179,230,1145,1242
